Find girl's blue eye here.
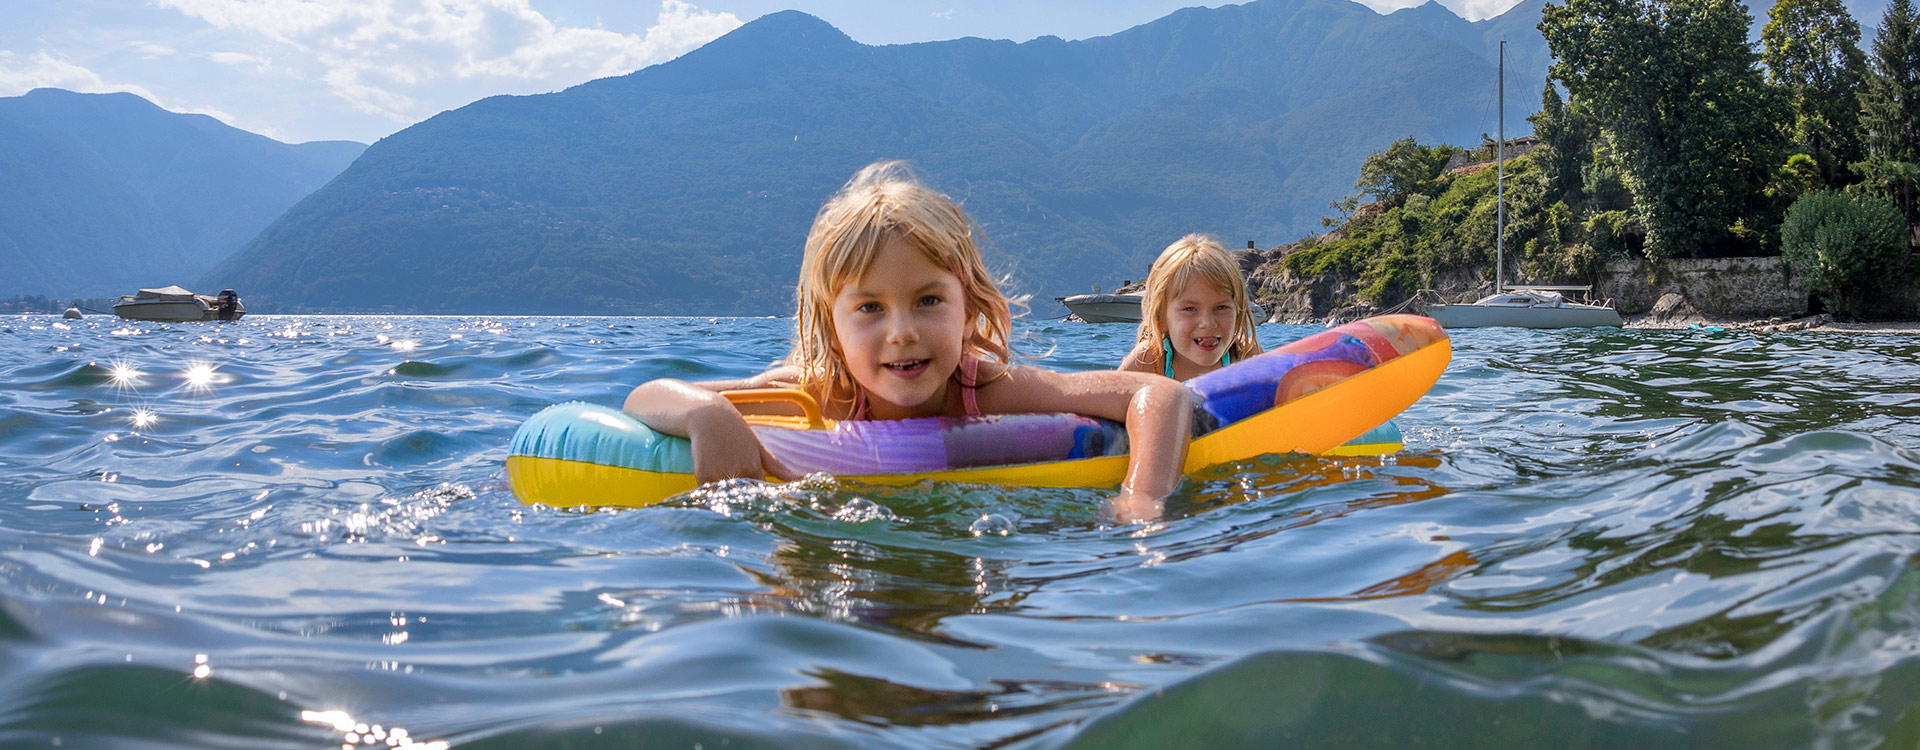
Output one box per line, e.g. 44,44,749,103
857,302,881,314
919,295,942,307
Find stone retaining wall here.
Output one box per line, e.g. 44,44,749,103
1599,257,1809,319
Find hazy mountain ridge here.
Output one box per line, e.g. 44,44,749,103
0,88,365,298
204,0,1551,314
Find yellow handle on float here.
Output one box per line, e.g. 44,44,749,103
723,388,828,430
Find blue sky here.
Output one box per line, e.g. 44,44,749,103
0,0,1532,145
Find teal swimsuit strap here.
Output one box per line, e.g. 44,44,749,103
1163,336,1232,379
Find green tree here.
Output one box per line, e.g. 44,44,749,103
1323,193,1360,228
1581,139,1635,214
1858,0,1920,229
1354,137,1457,208
1527,83,1593,205
1542,0,1790,259
1861,160,1920,234
1762,0,1868,188
1780,190,1911,318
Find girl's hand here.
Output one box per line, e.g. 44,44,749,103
1105,489,1165,524
687,402,798,484
624,374,804,486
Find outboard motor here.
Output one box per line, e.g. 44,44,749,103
216,290,240,321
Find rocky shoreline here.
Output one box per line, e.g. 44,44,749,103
1625,295,1920,333
1232,237,1920,333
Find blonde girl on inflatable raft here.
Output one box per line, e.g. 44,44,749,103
1120,234,1265,381
622,162,1193,521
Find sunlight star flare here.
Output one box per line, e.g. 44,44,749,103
108,361,144,389
181,362,222,393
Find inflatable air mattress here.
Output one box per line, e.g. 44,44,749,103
508,314,1449,508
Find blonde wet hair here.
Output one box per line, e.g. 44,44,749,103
1132,234,1259,369
787,161,1018,409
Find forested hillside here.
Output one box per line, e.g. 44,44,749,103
1262,0,1920,322
0,89,364,298
205,0,1552,314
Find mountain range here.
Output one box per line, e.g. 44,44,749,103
0,88,364,299
198,0,1551,314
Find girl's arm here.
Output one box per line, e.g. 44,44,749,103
1116,340,1160,374
622,366,802,484
981,365,1191,521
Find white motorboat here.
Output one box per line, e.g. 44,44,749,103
1425,286,1624,328
1057,293,1145,323
1420,42,1620,330
112,286,246,322
1056,293,1266,324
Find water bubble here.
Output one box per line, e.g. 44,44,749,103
832,498,897,524
689,478,783,516
790,472,839,491
969,513,1015,537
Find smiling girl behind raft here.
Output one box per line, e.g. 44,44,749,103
622,161,1193,520
1119,234,1265,382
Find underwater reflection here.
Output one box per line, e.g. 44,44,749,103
781,669,1127,731
746,531,1030,645
688,450,1464,645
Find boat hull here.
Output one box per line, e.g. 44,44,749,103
1063,297,1143,323
1059,294,1265,324
1423,303,1622,329
112,298,246,322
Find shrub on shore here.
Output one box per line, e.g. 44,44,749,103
1780,190,1910,319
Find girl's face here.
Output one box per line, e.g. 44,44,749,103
830,235,969,418
1163,278,1237,369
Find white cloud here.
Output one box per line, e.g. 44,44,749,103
208,51,272,71
133,42,179,58
1446,0,1524,20
0,50,161,100
154,0,742,124
0,50,262,136
933,9,955,20
1347,0,1526,21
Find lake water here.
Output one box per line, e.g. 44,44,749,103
3,314,1919,748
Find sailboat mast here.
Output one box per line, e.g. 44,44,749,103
1496,39,1505,295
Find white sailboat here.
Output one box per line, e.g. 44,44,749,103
1424,41,1623,329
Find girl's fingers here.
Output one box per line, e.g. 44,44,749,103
761,447,799,482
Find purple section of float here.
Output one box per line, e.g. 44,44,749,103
753,413,1109,475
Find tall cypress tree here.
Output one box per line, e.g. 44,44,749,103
1859,0,1920,227
1762,0,1868,188
1529,83,1591,205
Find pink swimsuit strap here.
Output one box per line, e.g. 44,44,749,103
846,356,984,420
959,355,983,418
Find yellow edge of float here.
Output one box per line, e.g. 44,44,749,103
508,337,1452,509
1321,441,1403,458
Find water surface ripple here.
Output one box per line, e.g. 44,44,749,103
2,316,1918,748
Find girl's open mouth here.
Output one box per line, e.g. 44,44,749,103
883,358,931,378
1193,336,1221,351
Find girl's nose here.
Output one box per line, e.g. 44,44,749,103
885,311,918,344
